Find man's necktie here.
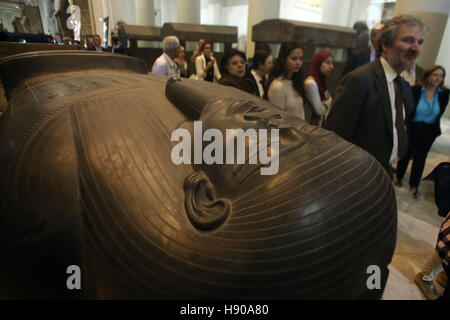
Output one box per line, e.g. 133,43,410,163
259,77,267,97
260,77,267,88
394,76,408,160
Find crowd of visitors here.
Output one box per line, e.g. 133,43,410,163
149,14,449,300
394,65,449,198
1,13,448,300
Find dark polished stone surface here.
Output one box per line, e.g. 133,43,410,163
0,51,397,299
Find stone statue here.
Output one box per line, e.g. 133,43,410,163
0,51,397,299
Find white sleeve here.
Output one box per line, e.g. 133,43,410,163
195,55,205,80
304,78,327,117
151,59,167,76
268,80,286,110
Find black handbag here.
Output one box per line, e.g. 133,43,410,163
424,162,450,218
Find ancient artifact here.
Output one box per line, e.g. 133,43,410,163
0,51,396,299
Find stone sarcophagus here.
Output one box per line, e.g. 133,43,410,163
0,51,397,299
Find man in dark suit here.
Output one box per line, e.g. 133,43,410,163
340,22,385,78
324,15,426,175
247,50,274,98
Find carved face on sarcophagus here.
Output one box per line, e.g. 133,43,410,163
0,52,396,299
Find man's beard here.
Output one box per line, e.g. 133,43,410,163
400,51,418,70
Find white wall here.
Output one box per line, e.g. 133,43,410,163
37,0,49,34
177,0,201,23
110,0,136,26
279,0,321,23
246,0,279,56
135,0,155,26
199,0,248,51
160,0,177,24
395,0,450,72
396,0,450,14
222,0,248,34
201,0,221,25
436,15,450,88
322,0,352,26
93,0,159,45
366,2,383,29
91,0,106,38
348,0,372,28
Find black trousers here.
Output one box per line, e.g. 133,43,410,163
396,122,436,189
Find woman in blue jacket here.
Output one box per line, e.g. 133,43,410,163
394,65,449,198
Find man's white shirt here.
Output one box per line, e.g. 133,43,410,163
251,69,267,98
152,53,179,77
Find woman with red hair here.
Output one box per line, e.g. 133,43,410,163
194,41,221,82
304,51,334,126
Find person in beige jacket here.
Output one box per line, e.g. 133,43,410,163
194,41,221,82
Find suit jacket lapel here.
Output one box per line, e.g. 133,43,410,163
373,60,393,139
248,72,261,97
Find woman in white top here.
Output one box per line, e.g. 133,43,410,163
194,41,221,82
267,42,306,119
304,51,335,126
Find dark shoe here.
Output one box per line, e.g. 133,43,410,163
393,177,402,187
410,187,419,199
415,272,439,300
435,271,448,289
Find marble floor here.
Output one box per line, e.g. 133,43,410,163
383,117,450,300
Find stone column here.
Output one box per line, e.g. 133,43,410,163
160,0,177,25
394,0,450,69
177,0,201,23
37,0,50,34
135,0,155,26
135,0,155,47
203,0,221,25
246,0,281,57
110,0,136,26
91,0,107,40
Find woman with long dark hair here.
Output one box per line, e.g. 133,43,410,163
218,49,258,96
304,51,334,126
267,42,306,119
394,65,449,198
